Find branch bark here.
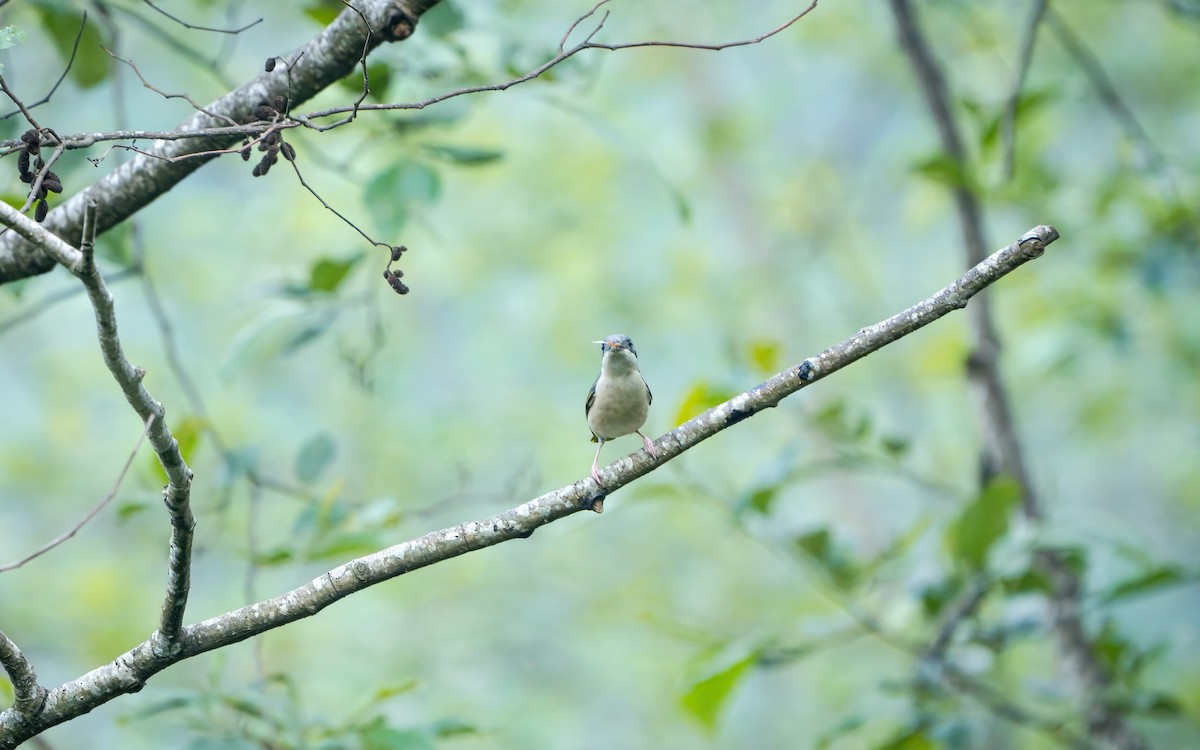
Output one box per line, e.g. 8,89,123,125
0,199,195,645
0,225,1058,749
0,0,439,284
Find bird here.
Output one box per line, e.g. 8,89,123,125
585,334,657,485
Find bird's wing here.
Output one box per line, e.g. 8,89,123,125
585,378,599,442
645,379,652,406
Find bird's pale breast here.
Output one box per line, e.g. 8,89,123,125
587,374,649,440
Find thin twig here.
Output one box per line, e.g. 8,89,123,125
0,415,155,573
286,158,389,250
0,75,47,133
299,1,821,125
0,0,820,285
103,3,237,89
0,12,86,121
102,47,240,127
141,0,262,34
1002,0,1049,178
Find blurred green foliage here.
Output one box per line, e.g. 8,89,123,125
1,1,1199,749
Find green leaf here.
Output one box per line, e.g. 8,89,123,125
943,476,1020,571
365,161,441,237
0,25,28,50
810,398,872,445
295,432,336,483
746,339,780,375
860,516,933,579
308,254,363,293
339,62,393,100
919,575,963,618
118,695,199,722
680,652,756,732
910,151,972,190
115,500,149,521
422,144,504,166
1098,565,1191,605
431,717,476,737
877,725,937,750
737,485,779,516
794,528,859,589
35,7,107,89
306,531,381,561
816,716,866,749
252,546,295,566
222,305,335,375
358,717,436,750
672,381,735,426
303,0,342,26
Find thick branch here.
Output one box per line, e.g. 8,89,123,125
0,225,1058,748
0,0,437,283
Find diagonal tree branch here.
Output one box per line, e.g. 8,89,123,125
0,632,44,721
0,0,436,283
0,225,1058,749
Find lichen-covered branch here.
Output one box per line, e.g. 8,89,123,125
0,225,1057,748
0,0,435,283
0,631,44,721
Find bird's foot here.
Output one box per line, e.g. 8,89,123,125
640,432,658,458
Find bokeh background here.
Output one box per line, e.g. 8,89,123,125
1,0,1197,748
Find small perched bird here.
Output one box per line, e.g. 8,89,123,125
586,334,657,484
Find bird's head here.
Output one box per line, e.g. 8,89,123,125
594,334,638,358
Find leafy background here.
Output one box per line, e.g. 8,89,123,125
1,0,1198,748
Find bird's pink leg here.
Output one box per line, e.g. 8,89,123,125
591,439,605,484
637,431,657,458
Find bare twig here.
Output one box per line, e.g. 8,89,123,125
0,225,1059,747
1001,0,1049,178
921,575,990,665
0,0,819,283
0,415,154,572
0,12,86,122
286,158,389,250
102,47,241,127
0,0,427,282
0,76,48,133
1043,6,1198,245
141,0,262,34
300,1,821,126
101,2,237,89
